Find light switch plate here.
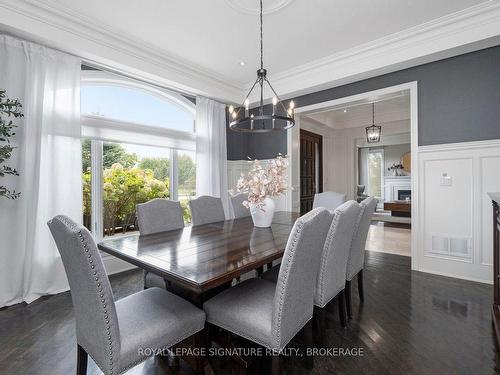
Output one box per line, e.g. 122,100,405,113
440,175,452,186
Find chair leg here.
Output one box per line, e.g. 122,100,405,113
143,270,148,289
204,323,212,353
338,290,347,327
256,266,264,276
76,345,87,375
271,355,281,375
358,270,364,302
193,330,208,375
345,280,352,319
314,306,326,340
304,319,314,370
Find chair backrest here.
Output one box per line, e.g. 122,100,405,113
356,185,365,195
136,198,184,235
230,193,250,219
47,215,119,374
314,201,361,308
346,197,377,280
312,191,346,211
271,208,332,349
189,195,225,226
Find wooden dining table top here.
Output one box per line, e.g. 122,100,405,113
98,211,300,294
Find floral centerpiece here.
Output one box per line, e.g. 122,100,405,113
236,154,288,227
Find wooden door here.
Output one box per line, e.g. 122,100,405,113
300,130,323,214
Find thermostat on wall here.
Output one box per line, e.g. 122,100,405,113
440,173,452,186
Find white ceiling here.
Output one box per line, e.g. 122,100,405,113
1,0,499,102
49,0,486,86
304,94,410,130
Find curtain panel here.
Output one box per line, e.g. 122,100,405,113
195,97,230,218
0,35,82,307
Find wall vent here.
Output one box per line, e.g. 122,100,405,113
429,235,471,259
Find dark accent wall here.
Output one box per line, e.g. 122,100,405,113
226,116,248,160
227,45,500,159
226,110,287,160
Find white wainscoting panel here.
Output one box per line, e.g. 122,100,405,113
479,155,500,266
417,140,500,284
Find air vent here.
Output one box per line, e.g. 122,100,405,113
449,238,469,255
429,235,471,258
432,236,448,253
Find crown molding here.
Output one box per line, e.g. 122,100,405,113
1,0,499,105
0,0,244,102
248,1,500,103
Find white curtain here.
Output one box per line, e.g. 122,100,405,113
195,96,230,218
0,35,82,307
358,147,369,187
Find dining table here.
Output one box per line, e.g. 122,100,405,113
98,211,300,306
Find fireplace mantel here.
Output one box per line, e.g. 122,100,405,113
384,176,411,201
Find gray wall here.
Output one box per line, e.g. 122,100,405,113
227,45,500,159
226,110,287,160
226,118,248,160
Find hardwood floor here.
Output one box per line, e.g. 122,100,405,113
1,252,499,374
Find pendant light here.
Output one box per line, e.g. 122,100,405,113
365,102,382,143
228,0,295,132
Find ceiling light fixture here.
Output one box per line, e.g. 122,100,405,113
228,0,295,133
365,103,382,143
239,61,246,66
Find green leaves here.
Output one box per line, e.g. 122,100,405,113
0,89,23,200
83,163,171,235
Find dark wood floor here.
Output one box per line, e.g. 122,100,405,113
1,251,499,374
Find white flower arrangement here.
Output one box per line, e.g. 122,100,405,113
236,154,289,209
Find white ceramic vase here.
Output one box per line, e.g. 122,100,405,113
250,197,275,228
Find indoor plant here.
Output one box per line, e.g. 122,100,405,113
0,89,23,199
236,154,288,227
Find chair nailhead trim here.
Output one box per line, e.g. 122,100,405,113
273,209,326,348
77,229,115,375
317,209,341,306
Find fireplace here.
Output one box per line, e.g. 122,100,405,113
398,190,411,201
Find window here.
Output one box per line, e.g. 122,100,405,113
177,150,196,223
367,149,384,200
81,85,194,132
81,71,196,239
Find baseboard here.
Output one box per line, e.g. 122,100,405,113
415,267,492,285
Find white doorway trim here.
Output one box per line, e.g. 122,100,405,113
288,81,419,270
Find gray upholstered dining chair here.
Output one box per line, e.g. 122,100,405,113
345,196,377,318
312,191,346,211
230,193,250,218
203,208,332,374
262,201,361,327
189,195,225,226
136,198,184,289
47,215,206,375
356,185,369,203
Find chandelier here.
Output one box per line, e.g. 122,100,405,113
365,103,382,143
228,0,295,132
